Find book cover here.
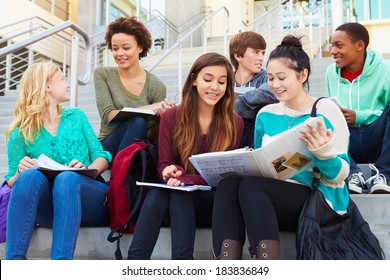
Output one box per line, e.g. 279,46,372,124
34,154,98,179
106,107,155,127
189,116,324,186
136,181,212,192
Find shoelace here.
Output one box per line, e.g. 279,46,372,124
349,172,365,186
366,164,387,186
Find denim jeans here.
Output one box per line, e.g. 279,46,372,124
6,169,109,260
127,187,196,260
100,116,148,159
349,101,390,179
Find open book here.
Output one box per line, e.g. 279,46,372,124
136,181,212,192
33,154,98,179
106,107,155,127
189,116,325,187
329,97,343,108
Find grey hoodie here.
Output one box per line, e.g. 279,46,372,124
234,69,278,119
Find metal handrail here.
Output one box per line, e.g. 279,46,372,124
0,20,91,85
0,25,42,45
147,6,229,72
0,16,37,30
145,6,229,102
140,9,178,34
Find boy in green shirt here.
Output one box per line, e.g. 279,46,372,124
326,22,390,194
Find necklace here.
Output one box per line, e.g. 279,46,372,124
44,123,58,136
283,94,310,129
284,107,296,129
199,138,207,153
44,117,60,136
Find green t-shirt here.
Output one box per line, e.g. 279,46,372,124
94,67,167,139
6,108,112,182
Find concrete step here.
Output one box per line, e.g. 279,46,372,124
0,227,296,260
0,194,389,260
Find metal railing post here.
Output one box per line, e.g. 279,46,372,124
178,43,183,100
63,37,67,77
223,9,228,57
70,32,79,107
28,20,34,66
202,24,207,53
5,40,11,93
309,13,313,58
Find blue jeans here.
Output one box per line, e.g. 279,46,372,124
100,116,148,159
349,101,390,179
6,169,109,260
127,188,196,260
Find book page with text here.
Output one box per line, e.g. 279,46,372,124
189,149,261,186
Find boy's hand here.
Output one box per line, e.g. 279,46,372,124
340,107,356,125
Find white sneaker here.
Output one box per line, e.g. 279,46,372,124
347,172,365,194
366,164,390,194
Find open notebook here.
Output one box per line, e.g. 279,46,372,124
136,181,211,192
33,154,98,180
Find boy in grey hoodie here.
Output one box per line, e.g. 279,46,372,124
231,31,278,148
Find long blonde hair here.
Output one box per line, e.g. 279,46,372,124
5,61,62,144
174,53,238,173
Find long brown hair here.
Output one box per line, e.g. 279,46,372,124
174,52,238,173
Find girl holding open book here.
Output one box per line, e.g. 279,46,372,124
127,53,244,259
212,35,350,259
5,61,112,259
95,17,175,159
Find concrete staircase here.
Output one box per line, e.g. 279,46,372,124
0,192,388,260
1,45,390,259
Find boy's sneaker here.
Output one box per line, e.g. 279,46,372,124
347,172,366,194
366,164,390,194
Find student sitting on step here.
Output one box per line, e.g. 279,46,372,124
326,22,390,194
5,61,112,260
231,31,278,148
94,16,175,160
127,52,244,260
212,35,350,260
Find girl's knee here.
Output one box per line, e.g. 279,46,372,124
126,116,148,130
142,189,168,213
52,171,82,195
54,171,80,185
13,169,48,192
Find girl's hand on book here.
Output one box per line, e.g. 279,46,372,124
18,156,36,173
67,159,87,169
155,99,176,116
300,121,333,150
166,177,185,187
162,165,183,182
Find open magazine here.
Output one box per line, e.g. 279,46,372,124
106,107,155,127
136,181,211,192
189,116,325,187
33,154,98,179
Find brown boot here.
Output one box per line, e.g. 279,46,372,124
252,240,281,260
214,239,243,260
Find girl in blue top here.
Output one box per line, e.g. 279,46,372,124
5,61,112,259
212,35,350,260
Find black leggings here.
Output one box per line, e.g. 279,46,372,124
212,176,311,255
